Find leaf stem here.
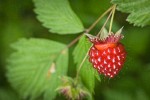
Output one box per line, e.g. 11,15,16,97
109,5,116,34
67,34,83,49
61,34,84,54
85,5,114,33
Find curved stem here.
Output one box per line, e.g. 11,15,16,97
97,9,113,36
75,51,89,82
85,5,114,33
109,5,116,34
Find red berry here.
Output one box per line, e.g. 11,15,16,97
88,33,126,78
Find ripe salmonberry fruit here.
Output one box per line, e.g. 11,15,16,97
87,28,126,78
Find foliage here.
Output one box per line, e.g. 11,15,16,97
73,35,100,94
112,0,150,27
7,38,68,100
33,0,84,34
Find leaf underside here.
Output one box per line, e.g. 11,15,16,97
33,0,84,34
73,35,100,94
6,38,68,100
112,0,150,27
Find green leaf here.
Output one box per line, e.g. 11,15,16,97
112,0,150,27
73,35,100,94
44,51,68,100
6,38,68,100
33,0,84,34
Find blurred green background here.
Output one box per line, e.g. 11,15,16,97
0,0,150,100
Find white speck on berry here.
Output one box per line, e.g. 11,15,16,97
112,58,115,63
104,60,107,64
113,48,117,54
118,62,121,66
107,55,111,60
113,64,116,69
98,57,101,62
117,56,120,61
108,64,111,68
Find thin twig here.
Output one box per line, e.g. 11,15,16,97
75,51,89,81
85,5,114,33
66,34,83,49
61,34,84,54
97,9,113,36
109,5,116,34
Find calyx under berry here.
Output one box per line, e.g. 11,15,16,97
86,27,124,44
